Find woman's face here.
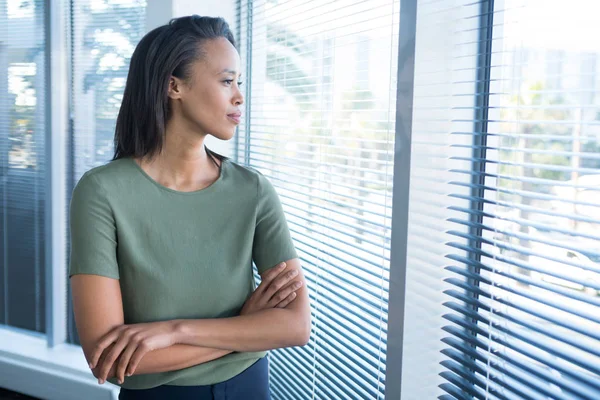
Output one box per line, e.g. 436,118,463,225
169,37,244,141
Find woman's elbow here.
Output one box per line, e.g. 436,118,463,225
297,329,311,347
294,314,312,347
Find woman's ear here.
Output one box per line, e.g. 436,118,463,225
167,76,184,100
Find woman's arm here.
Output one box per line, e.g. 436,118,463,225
74,260,304,383
71,274,231,382
94,342,231,380
174,258,312,352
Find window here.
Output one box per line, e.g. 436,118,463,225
425,0,600,398
237,0,398,398
0,0,47,334
67,0,147,345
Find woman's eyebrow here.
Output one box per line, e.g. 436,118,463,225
218,68,242,77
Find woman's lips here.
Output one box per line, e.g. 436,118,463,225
227,114,241,124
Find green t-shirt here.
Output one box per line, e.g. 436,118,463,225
68,156,298,389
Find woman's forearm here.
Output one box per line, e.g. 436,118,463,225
131,344,233,375
98,343,233,379
174,308,309,352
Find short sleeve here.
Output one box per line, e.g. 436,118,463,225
252,172,298,275
68,172,120,279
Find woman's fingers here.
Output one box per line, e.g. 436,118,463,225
115,336,141,384
98,334,129,383
268,280,303,307
258,262,287,291
266,269,299,301
276,292,297,308
90,328,120,369
91,343,110,379
126,342,151,378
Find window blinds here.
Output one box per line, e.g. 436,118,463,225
66,0,147,345
237,0,399,398
406,0,600,399
0,0,47,334
69,0,147,182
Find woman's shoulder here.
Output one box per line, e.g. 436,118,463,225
74,158,134,194
224,158,263,180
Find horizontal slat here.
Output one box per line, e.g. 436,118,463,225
286,207,392,251
445,253,600,308
446,219,600,263
255,38,399,74
277,344,355,400
250,159,391,196
451,156,600,175
289,216,391,263
447,238,600,296
439,395,458,400
282,347,354,400
248,0,397,35
297,245,390,320
441,327,600,399
244,123,392,139
259,162,393,196
446,227,600,273
281,193,391,234
318,309,386,364
299,268,388,341
442,338,588,400
251,31,399,67
273,349,378,398
272,350,314,387
249,9,398,49
450,168,600,191
439,372,491,400
270,355,313,396
290,228,389,286
247,141,393,169
443,283,600,355
442,359,527,400
448,208,600,243
451,130,600,143
243,127,392,145
276,180,391,221
290,225,390,278
249,114,395,125
308,326,384,392
451,144,600,161
270,384,297,400
443,258,600,324
448,192,599,226
280,344,320,380
249,148,391,178
309,343,378,399
451,113,600,126
249,140,392,157
442,307,600,379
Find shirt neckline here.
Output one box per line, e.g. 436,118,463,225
127,156,228,196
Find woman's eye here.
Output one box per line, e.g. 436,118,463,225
224,80,243,87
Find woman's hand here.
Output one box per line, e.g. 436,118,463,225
89,320,179,385
91,342,118,381
240,262,303,316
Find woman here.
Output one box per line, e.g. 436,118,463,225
69,15,311,400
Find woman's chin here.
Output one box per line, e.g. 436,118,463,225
210,130,235,141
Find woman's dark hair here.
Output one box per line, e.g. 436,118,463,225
112,15,236,166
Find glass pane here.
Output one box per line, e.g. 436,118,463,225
66,0,146,345
0,0,46,334
239,1,397,398
479,0,600,394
